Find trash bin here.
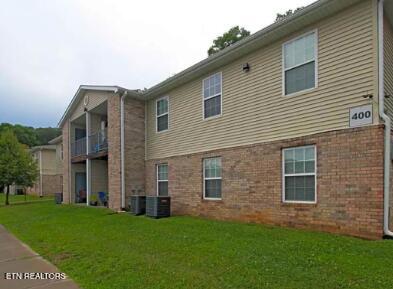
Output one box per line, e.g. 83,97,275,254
54,193,63,204
129,196,146,215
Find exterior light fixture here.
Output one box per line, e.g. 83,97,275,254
243,63,250,72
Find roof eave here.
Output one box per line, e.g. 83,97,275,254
57,85,142,128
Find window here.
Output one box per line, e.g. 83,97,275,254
203,72,222,119
156,97,169,132
283,31,317,95
157,164,169,196
283,146,316,203
203,157,222,199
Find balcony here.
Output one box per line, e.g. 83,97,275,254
71,138,87,158
71,129,108,162
89,129,108,155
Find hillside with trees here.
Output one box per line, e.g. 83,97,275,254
0,123,61,148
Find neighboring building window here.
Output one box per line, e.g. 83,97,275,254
157,164,169,196
203,157,222,199
283,146,316,203
156,97,169,132
203,72,222,119
283,31,317,95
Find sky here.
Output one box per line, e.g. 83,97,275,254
0,0,315,128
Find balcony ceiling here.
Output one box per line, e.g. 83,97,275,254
90,101,107,116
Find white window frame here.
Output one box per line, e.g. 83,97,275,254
203,157,222,201
202,72,223,120
156,163,169,196
282,29,319,97
156,96,169,133
282,145,317,204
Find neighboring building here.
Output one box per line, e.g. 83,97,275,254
58,0,393,239
8,185,24,195
27,142,63,197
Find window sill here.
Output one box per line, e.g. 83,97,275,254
203,114,222,121
282,86,318,98
282,201,317,206
156,129,169,134
203,198,223,202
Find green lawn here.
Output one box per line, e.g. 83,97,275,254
1,202,393,289
0,193,53,206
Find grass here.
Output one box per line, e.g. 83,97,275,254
1,202,393,289
0,193,53,206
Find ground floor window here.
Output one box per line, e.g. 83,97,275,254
157,164,169,196
283,145,316,203
203,157,222,200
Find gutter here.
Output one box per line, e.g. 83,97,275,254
377,0,393,237
120,91,127,210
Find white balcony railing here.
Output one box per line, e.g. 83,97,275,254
71,137,87,158
71,129,108,158
89,129,108,154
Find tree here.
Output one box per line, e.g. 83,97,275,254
0,123,61,147
0,130,38,205
276,7,304,22
208,26,250,56
35,127,61,145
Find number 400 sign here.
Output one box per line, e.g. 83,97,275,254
349,105,373,127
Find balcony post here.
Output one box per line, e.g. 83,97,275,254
86,111,91,206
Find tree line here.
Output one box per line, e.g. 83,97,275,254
0,123,61,148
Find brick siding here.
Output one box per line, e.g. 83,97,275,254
145,125,385,239
124,97,145,208
108,94,122,210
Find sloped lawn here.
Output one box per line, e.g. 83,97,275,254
1,201,393,289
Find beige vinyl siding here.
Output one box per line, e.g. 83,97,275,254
385,17,393,118
41,150,59,175
146,0,378,160
70,91,109,121
91,160,108,194
55,143,63,175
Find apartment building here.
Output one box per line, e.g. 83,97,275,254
59,0,393,239
27,142,63,197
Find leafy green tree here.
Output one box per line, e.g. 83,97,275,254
208,26,250,56
0,130,38,205
276,7,304,22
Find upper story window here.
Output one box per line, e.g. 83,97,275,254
156,97,169,132
203,72,222,119
283,145,316,203
283,31,317,95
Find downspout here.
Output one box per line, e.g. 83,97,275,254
377,0,393,237
39,151,43,197
120,91,127,210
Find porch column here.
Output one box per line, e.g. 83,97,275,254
86,111,91,206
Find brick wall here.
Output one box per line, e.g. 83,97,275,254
146,125,385,239
108,94,122,210
124,97,145,208
41,174,62,196
62,121,70,204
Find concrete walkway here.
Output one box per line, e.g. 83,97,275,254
0,225,80,289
